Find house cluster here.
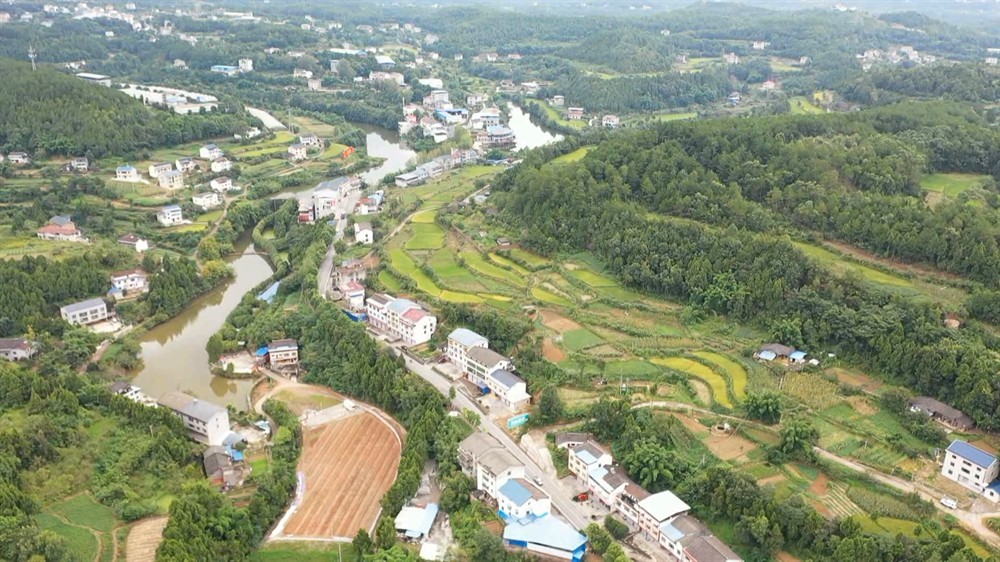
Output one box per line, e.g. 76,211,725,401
940,440,1000,503
36,215,86,243
397,89,518,152
288,132,324,162
294,176,361,224
365,293,437,345
116,143,229,191
118,83,219,114
857,45,935,70
753,343,818,366
459,432,587,561
108,267,149,300
559,433,743,562
447,328,531,410
394,148,480,188
356,190,384,216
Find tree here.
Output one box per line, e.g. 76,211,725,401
206,334,224,363
585,523,612,554
744,391,783,424
622,439,675,492
375,515,396,551
604,515,630,540
440,472,474,513
353,529,374,556
538,387,564,424
604,542,632,562
777,418,819,460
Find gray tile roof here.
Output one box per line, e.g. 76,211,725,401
467,346,509,369
158,391,226,423
490,369,524,389
61,297,107,315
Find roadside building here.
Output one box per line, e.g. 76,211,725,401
341,280,366,311
637,491,691,540
158,391,230,445
486,369,531,410
458,432,524,499
502,515,587,562
60,297,109,326
0,338,36,361
555,432,591,450
354,222,373,245
942,440,999,493
447,328,489,372
567,440,613,481
365,294,437,345
498,478,551,520
465,347,513,388
267,339,299,368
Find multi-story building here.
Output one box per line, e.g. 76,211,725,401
193,192,222,210
341,281,366,311
458,432,524,499
148,162,173,178
447,328,488,372
365,294,437,345
211,177,236,192
211,158,232,173
239,58,253,72
486,370,531,410
567,440,612,482
466,347,512,387
942,440,1000,493
176,157,197,173
158,169,184,190
637,491,691,540
70,157,89,172
587,464,630,509
659,514,743,562
157,205,184,226
60,297,109,326
116,165,139,181
110,268,149,293
158,391,230,445
200,144,224,160
0,338,36,361
267,339,299,368
498,478,551,520
288,143,308,161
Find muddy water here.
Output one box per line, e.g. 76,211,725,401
130,234,274,409
507,103,564,151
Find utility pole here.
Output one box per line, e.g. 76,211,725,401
28,44,37,71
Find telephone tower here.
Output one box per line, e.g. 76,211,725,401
28,44,37,71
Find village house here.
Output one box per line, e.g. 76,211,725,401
552,95,565,106
148,162,173,178
211,158,232,173
498,478,550,520
341,280,366,311
76,72,112,87
555,432,591,450
288,143,308,161
602,115,620,128
447,328,489,372
466,347,513,387
942,440,1000,494
118,233,149,252
354,222,374,245
724,52,740,65
502,516,587,561
334,259,367,287
459,432,525,499
267,339,299,368
395,169,427,188
116,165,139,181
176,157,197,173
238,58,253,72
299,133,322,147
659,513,743,562
486,369,531,410
158,391,230,445
908,397,974,430
7,152,30,165
109,268,148,294
484,126,516,148
365,293,437,345
60,297,109,326
760,80,777,91
158,170,184,190
0,338,36,362
157,204,184,226
200,144,224,160
567,107,585,120
752,40,770,50
754,343,794,362
293,68,314,79
211,177,236,192
568,440,613,482
70,157,89,172
203,446,247,489
192,192,221,210
37,217,84,242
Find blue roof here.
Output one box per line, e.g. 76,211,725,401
948,440,996,469
162,204,181,212
257,280,280,303
255,346,269,357
789,350,807,360
449,328,487,348
503,515,587,553
758,350,776,361
987,481,1000,494
574,449,598,465
117,165,136,172
499,479,533,507
204,143,219,149
395,504,438,538
660,521,684,542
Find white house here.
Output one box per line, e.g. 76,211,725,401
239,58,253,72
118,233,149,253
293,68,314,79
638,491,691,541
7,152,30,165
341,280,366,311
659,514,742,562
267,339,299,368
602,115,620,128
552,95,565,106
158,391,230,445
313,188,338,219
587,464,631,509
37,221,84,242
60,297,109,326
193,192,222,210
210,158,232,173
211,177,236,192
752,40,769,50
487,369,531,410
365,294,437,345
354,222,373,245
148,162,173,178
110,268,149,293
158,170,184,190
299,133,322,147
116,165,139,181
465,347,513,387
157,205,184,226
567,440,613,482
0,338,36,361
458,432,524,500
70,157,89,172
447,328,489,372
567,107,584,120
288,143,308,161
498,478,551,520
176,157,197,173
942,440,1000,493
199,144,223,160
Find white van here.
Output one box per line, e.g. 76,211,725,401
941,497,958,509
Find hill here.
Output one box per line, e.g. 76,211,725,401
0,57,254,158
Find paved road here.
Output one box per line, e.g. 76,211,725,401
394,351,591,531
316,187,363,297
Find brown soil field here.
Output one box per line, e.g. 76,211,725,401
705,432,756,461
126,516,169,562
758,474,787,486
846,395,877,416
542,338,566,362
827,367,883,393
809,473,830,496
688,378,712,405
282,412,402,538
540,310,581,332
274,385,343,416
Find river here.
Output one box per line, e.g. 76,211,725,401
507,103,564,151
356,122,417,185
130,233,274,409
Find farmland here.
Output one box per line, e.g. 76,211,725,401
280,411,402,539
920,173,991,198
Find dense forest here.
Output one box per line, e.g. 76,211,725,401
0,58,255,158
843,64,1000,105
495,101,1000,430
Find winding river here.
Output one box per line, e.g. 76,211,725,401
130,232,274,409
357,122,418,185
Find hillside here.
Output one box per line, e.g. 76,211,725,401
0,58,253,158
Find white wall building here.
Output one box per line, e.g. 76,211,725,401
157,205,184,226
211,158,232,173
0,338,37,362
239,58,253,72
110,268,148,292
116,165,139,181
365,294,437,345
158,169,184,190
193,192,222,210
447,328,488,372
149,162,173,178
211,177,236,192
498,478,551,520
567,440,613,482
354,222,373,245
458,432,525,500
466,347,512,387
158,391,230,445
199,144,224,160
942,440,1000,493
60,297,109,326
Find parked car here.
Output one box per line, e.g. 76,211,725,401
941,497,957,509
572,492,589,502
533,476,544,487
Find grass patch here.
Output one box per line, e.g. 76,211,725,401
534,101,587,130
791,242,914,289
651,356,732,408
532,286,572,306
790,96,824,115
461,251,527,287
489,253,530,275
252,542,360,562
429,249,484,291
551,147,591,164
919,173,990,197
649,111,698,122
567,267,619,288
439,290,484,303
605,360,661,377
50,494,116,533
378,270,402,292
692,351,748,399
510,248,550,267
196,209,224,223
405,223,446,250
37,512,99,561
562,328,604,352
389,248,442,296
411,209,437,223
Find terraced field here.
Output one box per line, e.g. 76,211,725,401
405,223,446,250
461,251,527,287
651,356,732,408
692,351,748,399
532,286,572,306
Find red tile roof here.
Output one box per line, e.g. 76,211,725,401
402,308,427,322
37,224,79,235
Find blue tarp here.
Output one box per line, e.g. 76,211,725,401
343,309,367,322
255,346,269,357
257,281,280,303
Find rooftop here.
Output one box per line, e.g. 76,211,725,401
61,297,106,314
0,337,31,351
491,369,524,389
161,204,181,212
502,515,587,553
947,440,996,469
467,346,509,368
478,448,522,475
910,397,973,425
459,432,504,458
268,338,298,352
685,535,742,562
394,503,438,539
158,391,226,423
760,343,794,356
386,297,420,316
555,432,590,447
448,328,488,348
638,490,690,522
499,478,547,507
